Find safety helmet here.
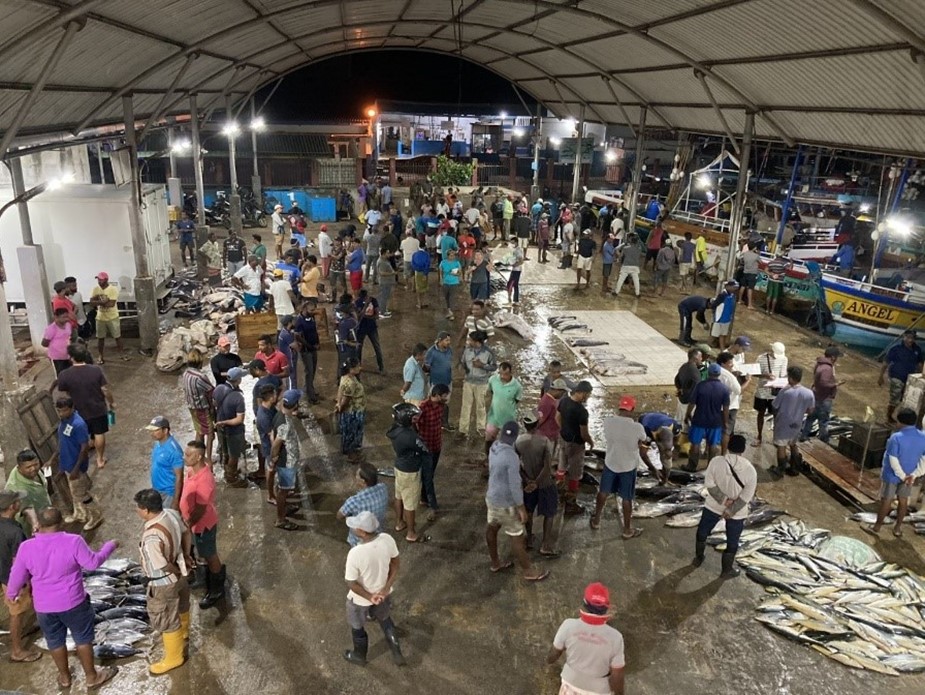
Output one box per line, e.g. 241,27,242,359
392,402,420,427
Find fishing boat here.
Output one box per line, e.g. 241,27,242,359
756,254,925,350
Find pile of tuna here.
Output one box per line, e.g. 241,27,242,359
632,469,786,529
35,557,150,659
726,520,925,675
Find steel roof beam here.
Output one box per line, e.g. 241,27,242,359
695,70,740,155
0,0,105,64
139,53,199,141
0,20,81,157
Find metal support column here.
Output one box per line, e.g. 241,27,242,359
121,95,158,353
724,111,755,283
250,98,262,201
10,158,51,348
189,94,206,226
627,106,648,234
226,96,242,235
569,104,585,204
0,273,20,389
775,145,803,249
96,142,106,183
531,103,542,200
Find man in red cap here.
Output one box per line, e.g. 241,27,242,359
590,395,663,538
547,582,625,695
89,272,125,364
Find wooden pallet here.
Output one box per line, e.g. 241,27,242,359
798,438,879,509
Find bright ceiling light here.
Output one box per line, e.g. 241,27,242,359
549,137,561,146
886,216,914,237
47,172,75,190
250,116,266,131
222,122,240,137
365,107,377,119
512,127,524,137
499,111,508,120
171,138,192,154
605,150,617,163
696,175,712,190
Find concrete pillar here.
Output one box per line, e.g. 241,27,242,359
0,386,33,479
546,158,554,188
10,158,51,348
570,105,586,203
195,225,210,282
627,106,648,234
429,157,437,173
122,94,158,353
508,156,516,190
0,280,20,391
355,159,364,187
388,158,397,187
251,174,262,202
16,246,51,348
471,158,479,186
189,94,206,226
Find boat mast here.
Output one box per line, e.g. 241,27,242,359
776,145,803,250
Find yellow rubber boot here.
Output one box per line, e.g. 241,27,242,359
150,630,185,675
179,612,190,641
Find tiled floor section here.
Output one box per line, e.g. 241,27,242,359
549,309,688,386
494,254,577,285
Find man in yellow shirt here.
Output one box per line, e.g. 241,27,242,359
89,272,124,363
694,234,708,285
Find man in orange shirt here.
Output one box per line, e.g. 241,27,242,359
51,281,77,328
457,229,476,280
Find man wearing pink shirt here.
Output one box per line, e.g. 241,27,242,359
5,507,118,689
42,307,75,390
537,379,567,452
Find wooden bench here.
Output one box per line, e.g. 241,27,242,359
798,438,879,508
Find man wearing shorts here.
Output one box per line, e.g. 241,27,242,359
863,407,925,537
485,421,549,582
180,440,225,609
57,344,114,470
771,366,815,480
269,390,304,532
388,403,430,543
5,507,117,689
215,367,248,488
134,488,190,675
601,232,617,293
753,341,788,446
737,242,761,308
591,395,661,538
486,362,523,456
765,252,792,315
677,295,711,346
612,232,644,298
232,255,265,313
683,363,729,472
878,329,923,423
89,271,124,363
678,232,696,292
710,280,738,350
575,230,596,289
517,414,558,555
556,381,594,514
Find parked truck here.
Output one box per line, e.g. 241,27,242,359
0,183,173,307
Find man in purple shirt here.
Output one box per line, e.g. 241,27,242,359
5,507,119,689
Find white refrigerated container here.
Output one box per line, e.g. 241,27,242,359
0,183,173,306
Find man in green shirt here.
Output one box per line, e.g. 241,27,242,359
485,362,523,457
251,234,268,264
4,450,51,536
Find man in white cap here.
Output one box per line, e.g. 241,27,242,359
271,203,287,259
753,342,788,447
342,510,405,667
485,421,549,582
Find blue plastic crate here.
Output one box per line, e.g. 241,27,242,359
310,197,337,222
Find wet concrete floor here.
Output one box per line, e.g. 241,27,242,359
2,230,924,695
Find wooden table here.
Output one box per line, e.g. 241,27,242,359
798,438,879,509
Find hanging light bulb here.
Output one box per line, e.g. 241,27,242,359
674,154,680,163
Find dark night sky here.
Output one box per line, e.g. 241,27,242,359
256,50,537,121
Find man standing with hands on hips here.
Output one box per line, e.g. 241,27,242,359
89,271,125,364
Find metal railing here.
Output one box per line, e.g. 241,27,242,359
312,158,355,187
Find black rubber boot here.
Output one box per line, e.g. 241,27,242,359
691,540,706,567
199,565,226,609
720,551,740,579
381,618,405,666
786,451,801,477
343,629,369,666
769,463,784,481
188,565,207,591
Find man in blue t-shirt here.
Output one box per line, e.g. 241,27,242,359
176,212,196,267
55,396,104,529
711,280,738,350
879,329,924,423
145,415,185,509
601,233,617,293
425,331,454,428
864,407,925,537
683,363,730,472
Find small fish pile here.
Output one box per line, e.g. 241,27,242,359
35,557,150,660
577,347,647,376
726,520,925,675
547,315,591,333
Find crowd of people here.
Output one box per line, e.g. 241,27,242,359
6,179,925,695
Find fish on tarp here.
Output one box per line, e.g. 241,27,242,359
83,576,119,587
98,606,148,622
84,568,125,579
93,643,141,659
665,510,703,528
112,593,147,607
634,502,682,518
95,628,148,645
99,617,150,633
90,599,114,614
745,508,787,528
570,339,609,347
548,316,577,327
86,588,117,601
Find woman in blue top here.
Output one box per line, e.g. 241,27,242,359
439,249,462,320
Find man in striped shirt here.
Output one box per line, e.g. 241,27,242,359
181,348,214,460
135,489,191,676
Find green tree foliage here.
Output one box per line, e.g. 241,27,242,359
432,155,474,187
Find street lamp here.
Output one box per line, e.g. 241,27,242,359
250,116,266,132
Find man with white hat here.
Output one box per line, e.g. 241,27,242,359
753,342,788,447
342,510,405,667
546,582,625,695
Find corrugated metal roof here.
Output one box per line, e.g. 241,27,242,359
0,0,923,155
